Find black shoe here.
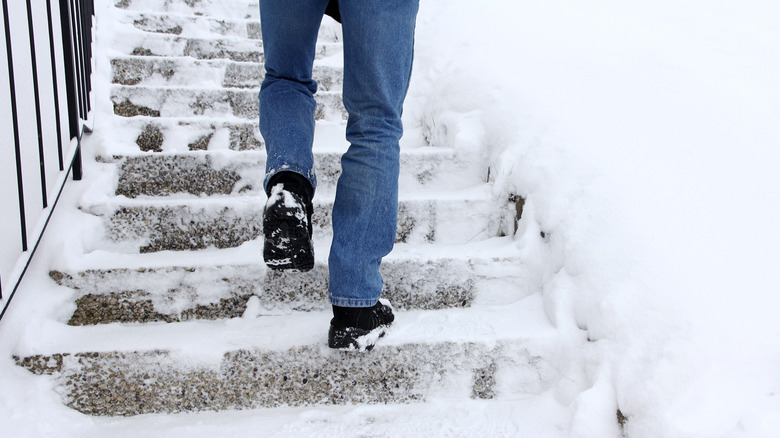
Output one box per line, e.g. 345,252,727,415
262,173,314,271
328,300,394,351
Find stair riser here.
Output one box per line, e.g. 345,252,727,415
122,12,341,45
118,35,265,63
16,343,546,416
114,0,260,20
111,58,343,90
107,119,271,152
111,87,346,120
97,199,503,252
50,257,512,324
123,13,260,40
114,150,457,197
112,34,342,63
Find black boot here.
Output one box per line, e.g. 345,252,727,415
262,172,314,271
328,300,394,351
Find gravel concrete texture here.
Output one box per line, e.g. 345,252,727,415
49,258,478,325
111,58,176,86
113,148,450,197
101,198,494,252
111,87,346,120
135,123,164,151
116,155,244,197
16,343,497,416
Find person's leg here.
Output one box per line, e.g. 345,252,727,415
259,0,328,271
259,0,329,192
328,0,419,308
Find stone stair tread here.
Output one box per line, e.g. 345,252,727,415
117,11,260,39
115,0,261,20
103,144,454,161
50,237,525,323
109,31,342,62
15,331,559,416
56,396,568,436
111,86,346,120
15,294,554,358
84,193,507,250
115,10,341,44
95,117,352,154
111,33,264,61
110,56,343,89
57,236,521,273
110,147,464,197
92,183,494,205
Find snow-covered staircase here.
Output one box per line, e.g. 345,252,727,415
14,0,566,419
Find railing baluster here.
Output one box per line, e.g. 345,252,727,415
2,0,28,256
73,0,86,119
26,0,49,209
46,0,65,171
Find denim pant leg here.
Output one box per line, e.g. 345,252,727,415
258,0,329,192
328,0,419,307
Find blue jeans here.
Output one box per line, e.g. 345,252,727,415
259,0,419,307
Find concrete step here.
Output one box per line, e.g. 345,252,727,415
107,118,272,152
83,189,510,252
114,0,261,21
49,240,523,324
14,298,559,416
113,33,265,63
116,10,342,45
96,116,356,153
15,340,549,416
111,86,346,121
111,57,343,90
119,12,261,40
109,148,460,198
110,32,342,63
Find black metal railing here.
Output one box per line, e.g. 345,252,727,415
1,0,94,319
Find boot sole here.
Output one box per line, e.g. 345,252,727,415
328,324,391,352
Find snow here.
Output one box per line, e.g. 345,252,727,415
3,0,780,437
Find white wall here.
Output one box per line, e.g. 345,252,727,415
1,0,72,297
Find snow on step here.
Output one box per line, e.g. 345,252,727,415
110,32,341,63
111,86,346,120
110,148,459,198
111,57,343,90
114,0,260,20
118,12,261,39
49,239,524,324
83,189,509,252
117,10,341,45
100,117,274,152
114,34,265,63
15,340,549,416
14,296,560,416
53,259,476,324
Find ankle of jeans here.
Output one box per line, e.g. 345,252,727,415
329,297,380,308
266,170,314,200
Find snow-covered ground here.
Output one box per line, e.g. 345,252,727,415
2,0,780,437
411,1,780,435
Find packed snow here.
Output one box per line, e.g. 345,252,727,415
2,0,780,437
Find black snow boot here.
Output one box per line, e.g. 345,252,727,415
328,300,395,351
262,172,314,271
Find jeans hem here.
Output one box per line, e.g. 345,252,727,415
264,166,317,194
329,297,380,308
